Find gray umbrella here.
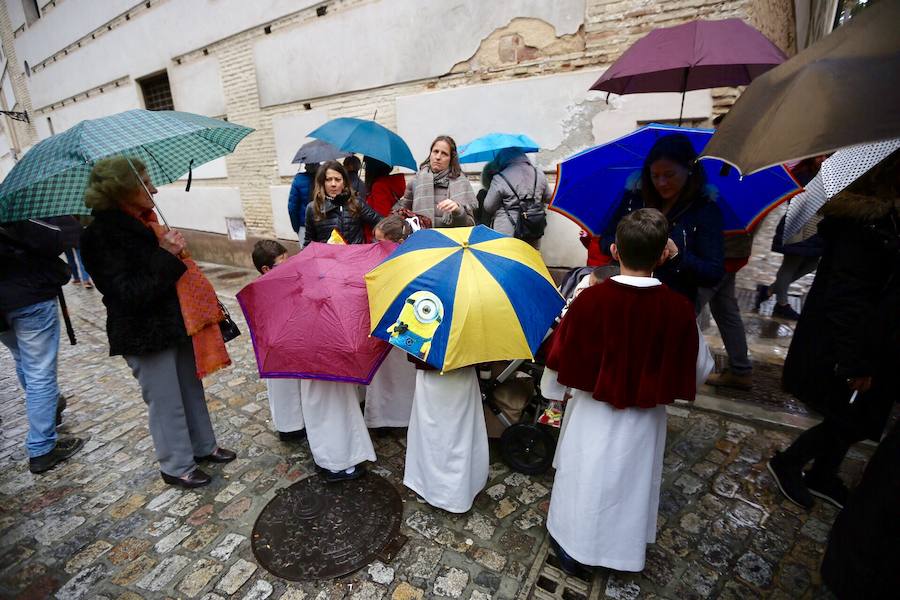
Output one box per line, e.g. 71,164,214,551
291,139,350,165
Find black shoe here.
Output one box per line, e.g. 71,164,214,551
323,464,366,483
29,437,85,474
161,468,212,488
56,394,67,426
549,536,585,577
767,452,814,509
194,447,237,463
772,303,801,321
804,473,849,509
278,429,307,441
754,284,770,311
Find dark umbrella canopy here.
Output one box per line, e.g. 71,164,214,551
291,139,350,165
701,0,900,175
590,18,786,95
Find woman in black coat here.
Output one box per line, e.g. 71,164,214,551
80,156,235,489
768,152,900,510
303,160,381,246
601,134,724,305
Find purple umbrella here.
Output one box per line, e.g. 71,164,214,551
591,18,786,123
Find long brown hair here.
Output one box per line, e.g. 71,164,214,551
420,135,463,178
311,160,361,221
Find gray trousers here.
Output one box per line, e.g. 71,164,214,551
125,339,217,476
696,272,752,375
772,254,819,304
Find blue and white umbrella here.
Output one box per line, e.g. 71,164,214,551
783,138,900,239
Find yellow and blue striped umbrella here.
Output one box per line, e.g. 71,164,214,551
365,226,565,372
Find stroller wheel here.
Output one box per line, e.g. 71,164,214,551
500,423,554,475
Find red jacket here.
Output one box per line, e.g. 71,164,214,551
547,279,698,409
367,174,407,217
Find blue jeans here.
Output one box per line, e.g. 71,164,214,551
0,299,60,457
64,247,90,282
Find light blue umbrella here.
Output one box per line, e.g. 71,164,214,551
308,117,417,171
549,123,801,236
458,133,540,164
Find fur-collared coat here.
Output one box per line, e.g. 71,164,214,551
782,191,899,440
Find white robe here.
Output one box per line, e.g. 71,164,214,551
265,378,305,433
545,275,714,571
299,380,376,471
404,367,489,513
364,347,417,428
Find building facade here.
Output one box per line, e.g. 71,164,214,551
0,0,799,267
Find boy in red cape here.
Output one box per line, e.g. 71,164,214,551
542,208,713,573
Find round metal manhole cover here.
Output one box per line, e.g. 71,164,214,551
251,473,404,581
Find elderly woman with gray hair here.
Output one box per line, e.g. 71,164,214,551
399,135,476,227
482,148,552,247
80,156,236,489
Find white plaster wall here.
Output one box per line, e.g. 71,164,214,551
591,92,712,142
6,0,27,32
21,0,317,109
176,156,228,180
170,56,226,117
397,70,712,172
398,70,603,171
153,185,243,234
15,0,136,63
272,110,330,177
269,185,297,240
0,70,15,109
254,0,586,107
0,154,15,181
396,70,712,267
0,130,10,156
35,83,141,139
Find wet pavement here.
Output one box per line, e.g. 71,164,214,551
0,209,868,599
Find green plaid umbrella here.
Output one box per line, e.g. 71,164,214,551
0,109,253,222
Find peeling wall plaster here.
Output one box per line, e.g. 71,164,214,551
254,0,586,107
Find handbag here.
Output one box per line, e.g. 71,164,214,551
396,207,433,229
218,300,241,343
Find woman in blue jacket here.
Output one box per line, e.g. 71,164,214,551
601,134,724,306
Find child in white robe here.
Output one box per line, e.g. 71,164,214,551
252,241,305,440
365,217,418,429
542,209,713,573
404,364,489,513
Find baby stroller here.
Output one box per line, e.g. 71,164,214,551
480,263,620,475
480,358,560,475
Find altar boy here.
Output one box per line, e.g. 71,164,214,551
541,208,713,573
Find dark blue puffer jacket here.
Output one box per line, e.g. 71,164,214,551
288,172,314,232
601,181,725,303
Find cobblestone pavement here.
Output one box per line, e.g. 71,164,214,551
1,247,871,600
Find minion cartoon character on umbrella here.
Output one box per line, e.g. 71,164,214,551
387,291,444,361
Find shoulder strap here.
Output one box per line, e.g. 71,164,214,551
495,172,520,230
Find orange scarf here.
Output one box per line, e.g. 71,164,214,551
139,210,231,378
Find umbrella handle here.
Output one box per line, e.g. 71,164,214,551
124,155,171,230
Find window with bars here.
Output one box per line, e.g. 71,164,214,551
138,72,174,111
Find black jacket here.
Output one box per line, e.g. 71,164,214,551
80,210,189,356
0,216,81,314
782,194,899,440
303,194,381,246
602,184,725,303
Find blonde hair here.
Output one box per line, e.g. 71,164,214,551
84,156,147,210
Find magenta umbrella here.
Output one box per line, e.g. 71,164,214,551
237,242,396,384
590,18,786,123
